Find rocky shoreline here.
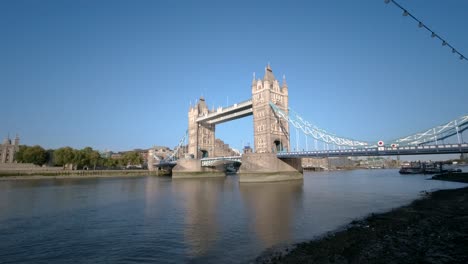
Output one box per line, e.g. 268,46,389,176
256,173,468,264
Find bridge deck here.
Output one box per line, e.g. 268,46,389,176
278,144,468,158
196,100,252,125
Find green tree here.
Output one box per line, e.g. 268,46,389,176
22,145,47,166
79,147,101,170
89,150,101,170
14,145,27,163
54,147,76,167
46,149,54,166
102,157,118,168
117,156,127,167
122,151,143,166
73,149,88,169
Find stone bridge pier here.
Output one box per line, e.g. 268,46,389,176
238,153,302,182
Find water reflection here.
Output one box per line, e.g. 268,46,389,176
172,178,225,258
239,180,303,248
1,171,466,264
143,176,168,219
0,177,149,222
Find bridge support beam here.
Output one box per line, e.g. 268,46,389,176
172,159,225,179
238,153,303,183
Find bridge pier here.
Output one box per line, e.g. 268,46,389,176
172,159,225,179
238,153,303,182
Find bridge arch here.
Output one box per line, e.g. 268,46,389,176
273,139,283,152
200,149,209,158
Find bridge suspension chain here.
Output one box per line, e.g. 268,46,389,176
269,102,370,148
164,130,188,162
390,115,468,146
270,101,467,148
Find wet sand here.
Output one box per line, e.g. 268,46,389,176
257,173,468,264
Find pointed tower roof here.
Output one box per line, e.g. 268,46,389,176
282,74,288,87
263,63,276,82
3,137,11,145
197,96,208,114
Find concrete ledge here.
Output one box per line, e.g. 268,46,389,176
239,171,303,183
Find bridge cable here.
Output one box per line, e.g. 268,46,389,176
389,114,468,146
269,102,370,148
164,130,188,162
270,102,467,148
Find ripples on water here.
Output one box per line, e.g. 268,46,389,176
0,169,466,263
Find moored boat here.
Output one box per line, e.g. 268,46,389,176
399,161,462,175
399,161,424,174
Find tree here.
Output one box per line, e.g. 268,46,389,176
46,149,54,166
73,149,88,170
14,145,27,163
22,145,47,166
54,147,76,168
80,147,101,170
102,157,118,168
89,150,101,170
122,151,143,166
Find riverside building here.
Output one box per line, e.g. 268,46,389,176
0,135,20,163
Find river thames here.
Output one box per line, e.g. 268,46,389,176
0,169,466,263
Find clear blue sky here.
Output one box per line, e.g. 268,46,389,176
1,0,467,152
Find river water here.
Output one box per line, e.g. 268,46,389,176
0,169,466,263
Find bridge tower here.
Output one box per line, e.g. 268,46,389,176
252,64,290,153
239,64,302,182
188,97,215,159
175,64,302,181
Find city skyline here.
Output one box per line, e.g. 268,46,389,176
2,0,467,152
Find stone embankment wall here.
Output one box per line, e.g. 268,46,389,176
0,163,156,177
0,163,63,171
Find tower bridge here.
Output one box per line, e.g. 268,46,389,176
173,64,302,182
170,64,467,182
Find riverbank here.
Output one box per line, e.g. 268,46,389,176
431,172,468,183
256,175,468,263
0,169,159,180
